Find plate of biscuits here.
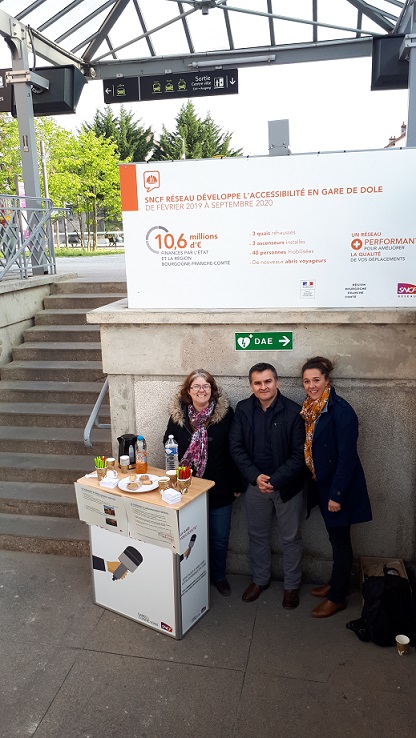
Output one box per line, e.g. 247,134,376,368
118,474,159,493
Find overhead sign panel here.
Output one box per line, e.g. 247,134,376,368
103,77,140,104
103,69,238,104
0,69,12,113
139,69,238,101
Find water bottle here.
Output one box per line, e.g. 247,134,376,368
136,435,148,474
128,441,136,469
165,435,179,472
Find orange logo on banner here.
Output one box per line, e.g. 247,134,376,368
351,238,363,250
144,170,160,192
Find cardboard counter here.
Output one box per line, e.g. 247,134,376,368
75,467,214,639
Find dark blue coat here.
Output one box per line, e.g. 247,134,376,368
308,388,372,527
229,392,306,502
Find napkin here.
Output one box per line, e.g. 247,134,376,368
161,488,182,504
99,477,119,489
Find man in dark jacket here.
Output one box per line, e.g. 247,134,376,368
229,363,306,608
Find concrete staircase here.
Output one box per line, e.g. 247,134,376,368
0,280,126,555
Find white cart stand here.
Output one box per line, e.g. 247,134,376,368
75,467,214,639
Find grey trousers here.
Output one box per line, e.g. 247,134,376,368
245,484,303,589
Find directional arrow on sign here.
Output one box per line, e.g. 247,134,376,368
278,336,291,347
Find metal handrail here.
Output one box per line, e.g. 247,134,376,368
0,194,57,281
83,378,111,448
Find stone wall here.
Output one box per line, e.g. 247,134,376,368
0,275,73,367
89,301,416,580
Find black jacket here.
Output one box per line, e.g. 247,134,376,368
307,387,372,527
229,392,306,502
163,392,241,509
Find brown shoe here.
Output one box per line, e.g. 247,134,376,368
242,581,270,602
282,588,300,609
311,598,346,618
310,583,330,599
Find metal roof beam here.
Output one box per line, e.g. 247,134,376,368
267,0,275,47
55,0,115,44
177,2,195,53
312,0,318,43
133,0,156,57
216,2,377,37
92,4,198,62
83,0,131,62
15,0,48,21
38,0,86,32
346,1,396,32
0,9,84,67
91,36,372,79
395,0,413,34
222,0,234,50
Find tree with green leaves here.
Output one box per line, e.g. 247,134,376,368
82,105,154,162
151,100,242,160
47,129,123,249
0,115,75,197
0,114,22,193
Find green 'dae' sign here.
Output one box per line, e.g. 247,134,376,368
235,332,293,351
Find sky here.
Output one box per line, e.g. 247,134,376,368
0,4,410,158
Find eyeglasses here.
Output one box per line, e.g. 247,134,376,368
189,384,211,392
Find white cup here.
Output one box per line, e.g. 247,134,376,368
396,634,410,655
120,455,129,473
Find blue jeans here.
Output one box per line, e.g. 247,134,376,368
209,503,233,582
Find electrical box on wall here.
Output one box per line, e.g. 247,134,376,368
12,65,87,116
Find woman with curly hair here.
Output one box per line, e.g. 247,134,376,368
164,369,241,596
301,356,372,618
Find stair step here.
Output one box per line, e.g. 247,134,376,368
0,280,119,556
1,361,105,382
24,325,101,342
51,280,126,295
0,513,89,555
13,342,103,362
0,402,110,427
35,309,93,326
0,452,94,484
0,481,78,517
0,380,108,404
0,425,111,453
43,294,126,310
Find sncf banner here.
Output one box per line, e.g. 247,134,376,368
119,148,416,309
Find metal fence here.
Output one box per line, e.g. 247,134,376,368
0,194,57,281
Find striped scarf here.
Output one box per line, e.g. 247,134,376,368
180,401,214,477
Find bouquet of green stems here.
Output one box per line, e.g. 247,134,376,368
94,456,107,468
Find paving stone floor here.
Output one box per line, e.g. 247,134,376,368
1,550,415,738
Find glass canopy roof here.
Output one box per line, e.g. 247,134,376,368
0,1,407,76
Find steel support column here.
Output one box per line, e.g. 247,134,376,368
5,26,48,273
406,6,416,146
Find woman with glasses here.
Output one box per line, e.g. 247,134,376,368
164,369,241,596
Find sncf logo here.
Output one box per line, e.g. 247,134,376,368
397,283,416,294
161,622,173,633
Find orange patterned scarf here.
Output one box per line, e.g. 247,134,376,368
300,385,331,480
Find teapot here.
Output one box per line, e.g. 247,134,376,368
117,434,137,469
